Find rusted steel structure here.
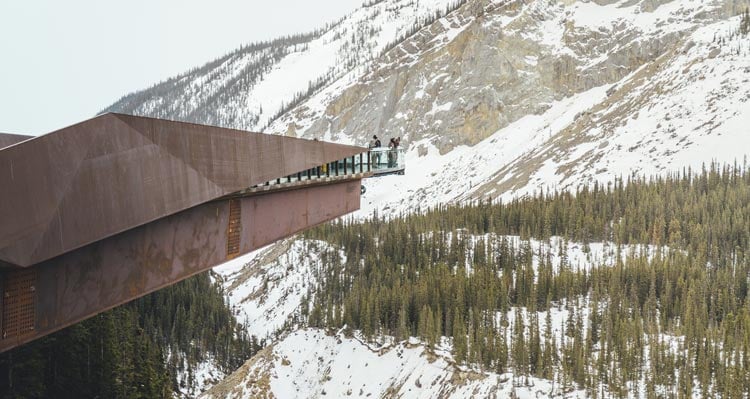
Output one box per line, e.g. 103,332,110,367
0,133,31,150
0,113,370,352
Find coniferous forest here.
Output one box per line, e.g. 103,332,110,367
2,163,750,398
304,163,750,398
0,273,261,398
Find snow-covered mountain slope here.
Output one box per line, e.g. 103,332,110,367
202,234,667,397
172,353,227,398
104,0,750,218
103,0,466,130
216,233,644,332
470,13,750,201
271,0,747,148
204,299,684,399
213,238,345,341
264,0,750,217
200,328,588,399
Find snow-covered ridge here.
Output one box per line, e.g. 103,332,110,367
104,0,464,131
350,6,750,218
200,328,588,399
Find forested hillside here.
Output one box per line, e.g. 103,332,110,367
0,273,262,398
301,163,750,398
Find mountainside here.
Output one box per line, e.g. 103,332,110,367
205,168,750,398
106,0,750,219
98,0,750,397
267,0,750,217
201,329,589,399
203,233,660,399
272,0,747,149
206,233,567,398
103,0,467,131
213,238,344,341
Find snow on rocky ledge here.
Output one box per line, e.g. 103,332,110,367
200,328,587,399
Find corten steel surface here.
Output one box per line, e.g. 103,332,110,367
0,133,32,150
0,179,362,352
0,113,364,267
0,114,367,352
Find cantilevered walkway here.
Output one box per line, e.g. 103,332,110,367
0,114,370,352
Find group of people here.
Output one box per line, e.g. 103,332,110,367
369,135,402,168
369,135,401,149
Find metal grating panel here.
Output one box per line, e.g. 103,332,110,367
226,199,242,259
2,269,36,339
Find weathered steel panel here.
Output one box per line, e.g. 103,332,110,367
241,179,361,251
0,113,366,267
0,133,32,150
0,179,361,353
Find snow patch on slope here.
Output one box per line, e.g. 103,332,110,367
106,0,463,131
453,233,665,275
214,238,345,340
356,84,610,217
202,328,588,399
356,13,750,218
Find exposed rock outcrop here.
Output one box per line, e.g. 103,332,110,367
271,0,749,156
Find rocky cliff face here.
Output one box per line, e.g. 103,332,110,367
103,0,466,131
270,0,749,155
104,0,750,212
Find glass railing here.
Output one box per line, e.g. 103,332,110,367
369,147,405,175
249,147,405,190
252,151,371,189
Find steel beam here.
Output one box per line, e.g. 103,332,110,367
0,178,361,353
0,113,365,267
